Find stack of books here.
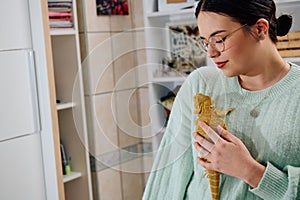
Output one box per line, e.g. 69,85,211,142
48,0,73,28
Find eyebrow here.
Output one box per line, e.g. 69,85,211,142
200,30,226,39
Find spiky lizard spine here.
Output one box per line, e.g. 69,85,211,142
194,93,234,200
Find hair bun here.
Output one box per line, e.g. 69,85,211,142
277,14,293,36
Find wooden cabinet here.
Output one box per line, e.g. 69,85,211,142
47,0,92,199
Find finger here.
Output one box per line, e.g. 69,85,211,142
217,125,237,143
194,142,210,158
197,157,212,170
193,132,214,152
199,121,220,144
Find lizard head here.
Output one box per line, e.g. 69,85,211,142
194,94,214,115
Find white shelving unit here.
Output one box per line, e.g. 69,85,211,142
63,171,82,183
147,8,194,18
142,0,197,151
57,102,75,111
50,28,77,36
152,76,186,83
143,0,300,152
48,0,92,199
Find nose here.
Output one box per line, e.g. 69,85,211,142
207,45,220,58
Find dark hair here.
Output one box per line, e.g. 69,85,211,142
195,0,293,43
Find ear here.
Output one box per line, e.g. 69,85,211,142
255,18,269,40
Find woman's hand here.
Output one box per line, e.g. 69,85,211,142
193,121,266,188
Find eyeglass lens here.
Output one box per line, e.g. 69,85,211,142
199,36,224,52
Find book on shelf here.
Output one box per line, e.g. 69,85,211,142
60,143,71,175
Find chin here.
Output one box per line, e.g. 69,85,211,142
221,68,237,78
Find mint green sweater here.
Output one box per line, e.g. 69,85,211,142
143,64,300,200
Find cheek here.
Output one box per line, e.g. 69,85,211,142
226,33,255,58
227,39,254,66
222,47,250,76
227,39,248,56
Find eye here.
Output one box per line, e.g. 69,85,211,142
210,36,223,44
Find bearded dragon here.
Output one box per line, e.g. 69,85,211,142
194,93,234,200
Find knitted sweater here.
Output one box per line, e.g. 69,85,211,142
143,64,300,200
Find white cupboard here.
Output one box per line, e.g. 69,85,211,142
0,0,59,199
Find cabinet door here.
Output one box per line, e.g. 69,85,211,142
0,0,32,50
0,134,46,200
0,50,40,141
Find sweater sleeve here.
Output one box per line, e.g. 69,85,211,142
142,74,198,200
250,162,300,199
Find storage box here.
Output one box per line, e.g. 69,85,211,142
277,31,300,57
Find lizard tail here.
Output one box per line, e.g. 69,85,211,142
207,169,220,200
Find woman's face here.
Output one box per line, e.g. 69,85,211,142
197,12,259,77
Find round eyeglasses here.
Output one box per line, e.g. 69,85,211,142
196,24,247,53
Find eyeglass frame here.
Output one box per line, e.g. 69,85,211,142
196,24,248,53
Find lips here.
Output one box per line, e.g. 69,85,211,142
215,61,228,69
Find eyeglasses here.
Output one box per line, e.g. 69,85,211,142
196,24,247,52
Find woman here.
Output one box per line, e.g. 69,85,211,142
143,0,300,199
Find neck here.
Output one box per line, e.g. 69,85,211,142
239,55,290,91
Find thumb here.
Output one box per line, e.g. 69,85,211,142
217,125,236,143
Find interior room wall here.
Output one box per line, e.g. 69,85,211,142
77,0,153,199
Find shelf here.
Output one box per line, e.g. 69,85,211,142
147,8,194,18
152,76,186,83
275,0,300,4
283,57,300,64
146,0,300,18
284,57,300,62
63,171,82,183
50,28,76,36
57,102,75,111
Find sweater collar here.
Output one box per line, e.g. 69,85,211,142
227,63,300,103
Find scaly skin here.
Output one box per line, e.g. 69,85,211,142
194,93,234,200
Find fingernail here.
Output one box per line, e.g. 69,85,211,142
217,125,223,132
199,121,205,127
193,132,197,138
